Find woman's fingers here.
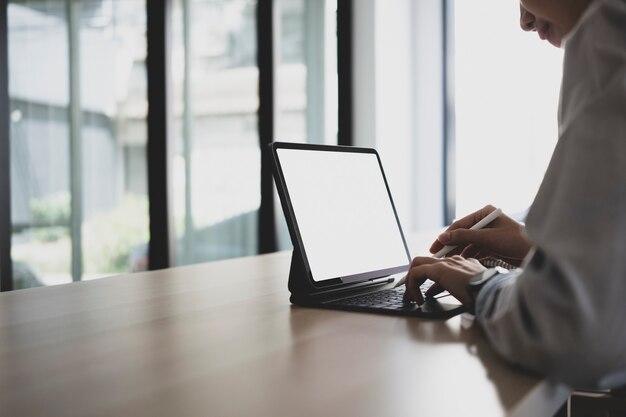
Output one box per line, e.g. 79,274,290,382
429,205,497,253
405,257,442,304
404,256,486,306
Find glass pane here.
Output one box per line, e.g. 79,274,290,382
172,0,260,265
79,1,149,280
275,0,338,144
9,1,72,288
454,0,563,218
8,0,149,288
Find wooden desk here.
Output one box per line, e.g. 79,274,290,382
0,251,568,417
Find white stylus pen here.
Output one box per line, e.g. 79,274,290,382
394,208,503,288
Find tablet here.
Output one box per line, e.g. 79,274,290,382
270,142,411,287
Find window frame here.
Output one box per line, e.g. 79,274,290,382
1,0,12,291
257,0,277,254
337,0,352,147
147,0,173,270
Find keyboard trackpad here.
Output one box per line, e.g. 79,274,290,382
415,294,464,318
428,293,461,305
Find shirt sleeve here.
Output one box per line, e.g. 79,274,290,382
475,246,626,389
472,0,626,390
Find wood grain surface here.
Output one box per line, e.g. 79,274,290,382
0,251,568,417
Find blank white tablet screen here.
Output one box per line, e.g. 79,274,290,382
277,148,409,282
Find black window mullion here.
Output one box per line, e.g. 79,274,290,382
256,0,277,255
146,0,172,270
337,0,353,147
0,0,12,291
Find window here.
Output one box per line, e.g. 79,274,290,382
171,0,339,261
8,0,149,288
352,0,447,237
351,0,563,239
453,0,563,218
275,0,337,145
171,0,259,265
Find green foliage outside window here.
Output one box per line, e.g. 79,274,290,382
14,193,149,284
30,192,71,242
83,194,149,274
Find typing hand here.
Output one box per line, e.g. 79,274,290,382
403,256,486,306
429,205,532,267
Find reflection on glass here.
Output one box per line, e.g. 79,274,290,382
454,0,563,217
172,0,260,265
8,1,149,288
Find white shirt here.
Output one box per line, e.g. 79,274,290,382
475,0,626,389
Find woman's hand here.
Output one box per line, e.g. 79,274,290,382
430,205,532,267
404,256,486,306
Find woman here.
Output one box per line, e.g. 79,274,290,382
404,0,626,389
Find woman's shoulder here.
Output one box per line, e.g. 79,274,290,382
565,0,626,59
560,0,626,132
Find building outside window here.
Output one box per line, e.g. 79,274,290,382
171,0,338,261
8,0,149,288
